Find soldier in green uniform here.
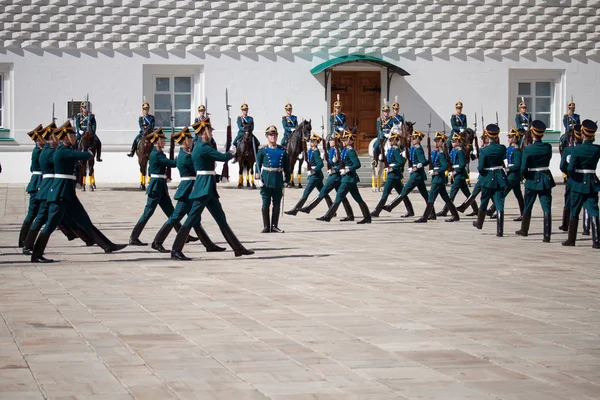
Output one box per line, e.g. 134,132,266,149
18,124,44,247
128,101,155,157
559,124,585,233
255,125,290,232
151,124,225,253
472,124,507,236
562,120,600,248
383,130,434,218
516,120,556,242
170,119,254,260
371,131,407,217
75,101,102,162
316,130,371,224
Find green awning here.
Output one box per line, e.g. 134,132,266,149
310,54,410,76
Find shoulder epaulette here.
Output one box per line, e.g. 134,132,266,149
259,144,267,149
276,144,285,150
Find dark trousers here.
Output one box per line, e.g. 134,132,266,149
524,188,552,214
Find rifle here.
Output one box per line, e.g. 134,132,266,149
427,113,432,170
334,134,345,171
379,134,389,170
444,122,453,174
473,112,480,159
321,116,332,170
303,139,311,172
167,100,174,181
222,88,232,182
52,103,56,124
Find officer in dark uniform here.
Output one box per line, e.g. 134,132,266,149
256,125,290,232
561,101,581,150
170,119,253,260
18,124,44,247
329,95,346,140
128,101,155,157
391,96,404,126
372,102,394,166
371,131,406,217
449,101,467,148
515,102,531,135
562,120,600,248
559,124,586,233
281,103,298,147
75,101,102,162
516,120,556,242
233,103,255,147
473,124,507,236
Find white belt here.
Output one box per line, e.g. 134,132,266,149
150,174,167,179
508,164,514,167
575,169,596,174
485,166,504,171
434,167,440,171
452,165,459,168
528,167,549,172
42,174,55,179
389,163,396,167
263,167,283,172
32,171,42,175
196,171,216,175
54,174,76,180
180,176,196,181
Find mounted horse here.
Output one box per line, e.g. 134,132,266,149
136,124,153,190
77,126,97,191
368,123,403,192
237,121,259,188
286,119,311,188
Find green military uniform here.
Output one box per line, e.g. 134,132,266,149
501,129,525,221
371,133,409,217
18,125,44,247
558,125,583,232
563,120,600,248
75,102,102,161
516,120,556,242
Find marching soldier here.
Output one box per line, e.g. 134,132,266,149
515,102,531,135
75,101,102,162
281,103,298,147
371,131,408,217
151,123,225,253
297,132,354,220
316,130,371,224
285,133,326,215
372,101,393,166
18,124,44,247
382,130,433,218
170,119,253,260
128,101,155,157
391,96,404,126
416,131,460,223
256,126,290,233
448,101,467,148
516,120,556,242
559,124,586,233
562,120,600,248
329,95,346,140
436,132,478,218
472,124,507,236
561,101,581,150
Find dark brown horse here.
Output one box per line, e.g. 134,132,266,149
136,124,153,190
77,127,96,191
286,119,311,188
237,122,258,189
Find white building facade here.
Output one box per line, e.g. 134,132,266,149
1,0,599,183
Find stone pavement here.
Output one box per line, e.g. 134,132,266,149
0,182,599,400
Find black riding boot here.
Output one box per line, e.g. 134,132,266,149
18,220,32,248
261,207,271,233
129,221,148,246
298,197,322,214
415,202,434,223
515,212,532,236
271,208,284,233
558,208,569,232
220,225,255,257
514,191,525,221
127,139,138,157
486,204,496,218
324,194,333,209
382,194,404,213
562,218,578,246
285,198,307,216
95,137,102,162
88,226,127,253
317,202,341,222
543,212,551,243
370,199,386,217
194,225,226,252
23,228,40,255
357,201,372,224
59,222,78,241
456,192,476,213
340,198,354,221
445,202,460,222
591,216,600,249
472,209,486,229
436,205,449,217
170,225,192,260
496,211,504,237
173,222,199,243
31,232,53,263
428,205,437,220
70,225,94,246
582,209,590,236
402,197,415,218
152,221,174,253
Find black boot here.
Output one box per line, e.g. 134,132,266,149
173,222,199,243
516,212,532,236
170,225,192,260
88,226,127,253
152,221,174,253
317,202,340,222
436,205,449,217
357,201,372,224
486,204,496,217
31,232,53,263
284,198,307,216
543,212,551,243
592,216,600,249
127,139,137,157
271,208,284,233
402,197,415,218
194,225,226,252
324,194,333,209
428,205,437,220
562,218,578,246
18,220,32,248
340,198,354,221
261,207,271,233
467,202,479,217
298,197,322,214
23,228,40,255
129,221,148,245
496,210,504,237
71,225,94,246
59,222,78,241
582,209,590,236
445,202,460,222
457,192,476,213
472,209,486,229
370,199,386,217
558,208,569,232
220,224,255,257
95,139,102,162
415,202,434,223
382,194,404,213
514,192,525,221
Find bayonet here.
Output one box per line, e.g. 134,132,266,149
52,103,56,123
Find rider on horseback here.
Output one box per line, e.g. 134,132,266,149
76,101,102,162
280,103,298,147
233,103,258,162
449,101,467,149
329,95,346,141
193,104,209,145
128,101,155,157
372,100,393,167
391,96,404,126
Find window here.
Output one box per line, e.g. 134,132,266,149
154,76,193,128
0,74,3,127
516,81,552,128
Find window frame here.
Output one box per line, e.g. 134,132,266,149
0,72,3,128
516,80,553,129
153,75,194,130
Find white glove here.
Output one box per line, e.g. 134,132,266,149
327,169,332,175
428,170,434,176
228,145,237,155
402,150,407,158
417,163,423,169
307,170,314,176
566,155,571,163
387,167,393,173
332,156,337,163
340,168,347,175
460,128,465,133
255,178,264,188
337,127,344,132
378,154,383,161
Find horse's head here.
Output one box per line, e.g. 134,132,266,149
299,119,312,141
243,121,254,135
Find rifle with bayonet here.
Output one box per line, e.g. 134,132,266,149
321,116,332,170
443,122,453,174
222,88,232,182
167,101,174,181
473,112,480,159
334,133,345,171
427,113,432,170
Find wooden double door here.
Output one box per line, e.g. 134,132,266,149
331,70,381,153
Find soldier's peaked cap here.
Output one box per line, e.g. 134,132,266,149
484,124,500,138
172,127,192,143
582,119,598,137
53,121,75,139
40,122,57,139
148,128,165,143
27,124,43,140
531,120,546,136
